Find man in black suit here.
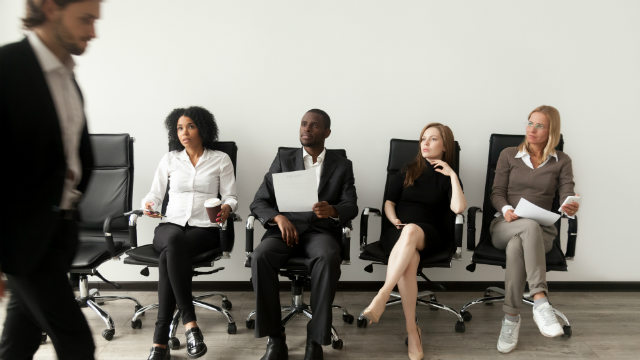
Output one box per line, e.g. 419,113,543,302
0,1,100,358
250,109,358,360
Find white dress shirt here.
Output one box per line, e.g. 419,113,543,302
141,149,238,227
499,149,559,216
302,147,326,189
28,32,84,209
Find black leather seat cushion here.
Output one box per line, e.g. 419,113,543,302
472,240,567,271
124,244,222,267
72,230,128,268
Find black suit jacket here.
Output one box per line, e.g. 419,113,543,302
0,38,94,275
250,147,358,238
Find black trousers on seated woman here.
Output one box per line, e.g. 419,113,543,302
152,223,220,345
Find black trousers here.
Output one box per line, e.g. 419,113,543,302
0,217,95,360
251,229,341,345
152,223,219,345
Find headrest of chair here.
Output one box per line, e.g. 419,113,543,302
387,138,461,173
488,134,564,169
90,134,132,168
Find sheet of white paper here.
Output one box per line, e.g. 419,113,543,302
514,198,560,226
272,168,318,212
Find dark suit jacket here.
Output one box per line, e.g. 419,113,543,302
0,38,94,275
250,147,358,238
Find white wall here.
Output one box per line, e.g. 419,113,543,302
2,0,639,283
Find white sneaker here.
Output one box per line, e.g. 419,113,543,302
497,316,520,353
532,302,564,337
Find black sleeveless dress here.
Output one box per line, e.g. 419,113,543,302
381,164,457,258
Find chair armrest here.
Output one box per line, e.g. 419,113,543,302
342,225,352,265
564,215,578,259
102,210,140,256
466,207,482,251
245,214,256,267
218,213,242,259
453,214,464,259
359,207,381,250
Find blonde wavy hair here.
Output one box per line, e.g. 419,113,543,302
519,105,561,161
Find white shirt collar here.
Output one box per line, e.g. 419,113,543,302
515,149,557,169
302,147,326,165
515,149,558,160
27,32,75,74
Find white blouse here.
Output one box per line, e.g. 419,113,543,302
141,148,238,227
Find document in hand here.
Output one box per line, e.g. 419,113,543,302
272,168,318,212
514,198,561,226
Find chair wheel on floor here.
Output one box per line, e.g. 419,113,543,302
228,322,237,334
246,319,255,329
455,321,465,333
331,339,343,349
356,317,367,328
342,314,354,324
102,329,115,341
563,325,572,337
131,319,142,329
461,310,472,322
168,337,180,350
222,299,232,310
135,304,145,316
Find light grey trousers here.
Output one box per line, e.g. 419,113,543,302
490,217,557,315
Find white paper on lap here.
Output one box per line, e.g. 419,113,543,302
272,168,318,212
514,198,561,226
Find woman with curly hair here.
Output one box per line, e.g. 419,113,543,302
141,106,237,360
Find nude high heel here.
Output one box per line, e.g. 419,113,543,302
362,292,388,324
408,327,423,360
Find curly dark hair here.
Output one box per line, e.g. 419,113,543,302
307,108,331,129
165,106,219,151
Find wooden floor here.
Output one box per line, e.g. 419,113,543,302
1,290,639,359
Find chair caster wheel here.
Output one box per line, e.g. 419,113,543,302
356,317,367,328
455,321,465,333
343,314,354,324
131,319,142,329
222,299,232,310
228,322,237,334
40,332,47,344
563,325,572,337
134,304,145,316
331,339,343,349
246,319,255,329
168,337,180,350
461,311,472,322
102,329,115,341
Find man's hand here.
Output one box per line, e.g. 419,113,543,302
274,214,298,247
504,209,519,222
312,201,338,219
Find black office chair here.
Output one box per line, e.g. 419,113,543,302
356,138,466,333
69,133,143,341
244,147,355,350
122,141,240,350
460,134,577,337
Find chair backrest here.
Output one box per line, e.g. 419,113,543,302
379,138,461,253
477,134,564,247
77,134,134,232
160,141,238,253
